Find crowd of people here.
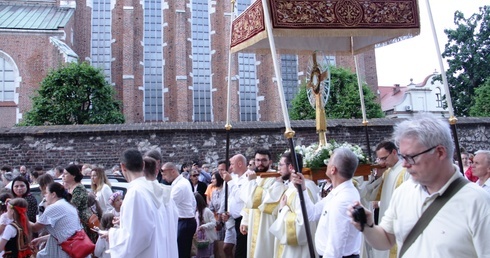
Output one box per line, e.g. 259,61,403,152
0,112,490,258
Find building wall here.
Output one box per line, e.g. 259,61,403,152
0,31,71,127
0,117,488,170
1,0,378,127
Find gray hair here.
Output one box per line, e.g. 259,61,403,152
331,147,358,179
393,113,454,160
475,150,490,167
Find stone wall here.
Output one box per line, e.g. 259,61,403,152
0,117,489,171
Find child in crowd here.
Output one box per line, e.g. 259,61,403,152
0,198,33,258
94,213,114,258
194,193,217,258
108,192,123,217
0,193,13,235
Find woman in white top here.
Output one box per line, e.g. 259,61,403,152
31,182,82,258
90,168,113,213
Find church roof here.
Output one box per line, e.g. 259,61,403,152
0,3,74,30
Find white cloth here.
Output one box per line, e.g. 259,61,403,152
1,224,17,240
221,172,247,219
476,178,490,195
109,177,178,258
37,199,82,258
196,207,218,242
305,180,362,258
0,213,12,226
94,238,110,258
373,159,409,258
96,183,113,213
171,175,197,218
269,180,319,258
380,170,490,257
241,177,287,258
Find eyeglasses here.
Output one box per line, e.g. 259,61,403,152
191,174,199,177
400,146,438,165
376,151,392,162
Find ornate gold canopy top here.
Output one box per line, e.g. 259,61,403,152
230,0,420,55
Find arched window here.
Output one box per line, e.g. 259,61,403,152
0,52,17,102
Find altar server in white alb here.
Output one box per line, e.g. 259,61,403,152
106,149,178,257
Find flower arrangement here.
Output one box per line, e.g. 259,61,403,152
293,140,367,168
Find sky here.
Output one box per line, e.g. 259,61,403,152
375,0,489,86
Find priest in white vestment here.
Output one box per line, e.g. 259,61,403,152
270,152,319,258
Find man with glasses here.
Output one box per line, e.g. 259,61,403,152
365,141,409,258
270,152,319,258
349,113,490,257
240,149,282,258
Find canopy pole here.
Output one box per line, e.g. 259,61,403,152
224,0,236,212
261,0,315,257
425,0,463,174
352,37,372,161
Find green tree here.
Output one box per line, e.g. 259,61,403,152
442,6,490,116
22,62,125,125
289,66,384,119
469,78,490,116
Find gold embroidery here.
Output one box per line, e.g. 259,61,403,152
263,201,280,214
285,212,298,246
249,209,262,258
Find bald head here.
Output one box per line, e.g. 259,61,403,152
161,162,180,183
230,154,247,176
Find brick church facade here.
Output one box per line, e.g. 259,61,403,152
0,0,378,127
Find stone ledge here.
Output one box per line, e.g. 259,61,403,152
1,117,489,136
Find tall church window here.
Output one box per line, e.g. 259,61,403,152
191,0,212,122
143,0,164,121
281,54,298,108
91,0,112,81
237,0,257,121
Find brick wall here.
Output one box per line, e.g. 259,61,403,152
1,117,488,171
0,31,70,127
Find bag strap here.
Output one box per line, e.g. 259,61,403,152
399,177,468,257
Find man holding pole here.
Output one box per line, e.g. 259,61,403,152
240,149,287,258
220,156,248,258
349,113,490,257
269,152,319,258
293,147,362,258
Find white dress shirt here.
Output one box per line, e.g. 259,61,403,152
305,180,362,258
380,170,490,257
476,178,490,195
220,172,247,219
171,175,197,218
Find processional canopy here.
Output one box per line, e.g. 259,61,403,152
230,0,420,55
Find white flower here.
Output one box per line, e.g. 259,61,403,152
289,140,367,168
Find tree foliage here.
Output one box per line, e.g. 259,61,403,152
22,62,125,126
442,6,490,116
469,77,490,116
289,66,384,120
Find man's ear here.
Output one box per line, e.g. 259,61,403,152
120,163,126,172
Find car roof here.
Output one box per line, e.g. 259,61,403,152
30,181,129,203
